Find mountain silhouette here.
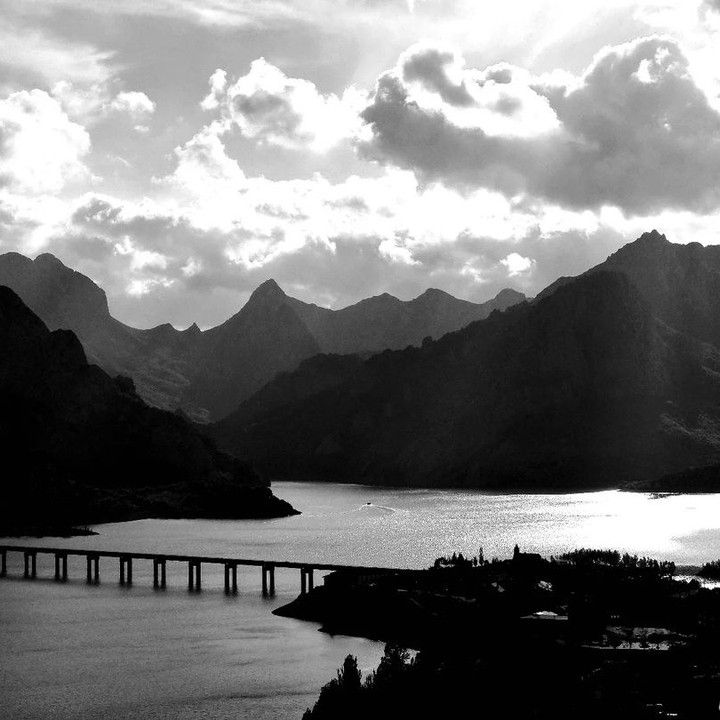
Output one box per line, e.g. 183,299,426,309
0,252,525,421
0,252,203,418
286,285,525,355
180,279,323,420
0,286,296,534
211,234,720,490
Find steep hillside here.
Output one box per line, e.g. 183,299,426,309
181,280,323,420
0,286,296,535
0,252,524,421
211,270,720,490
0,252,202,417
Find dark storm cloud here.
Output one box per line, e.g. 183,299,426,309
360,36,720,214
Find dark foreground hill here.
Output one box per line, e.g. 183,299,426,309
210,237,720,490
0,252,524,421
0,286,296,536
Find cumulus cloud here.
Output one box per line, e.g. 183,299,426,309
109,91,155,118
52,82,155,127
500,252,534,276
200,58,363,151
360,37,720,214
0,89,91,194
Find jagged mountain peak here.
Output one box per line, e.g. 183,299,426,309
0,250,110,332
636,229,668,244
248,278,286,302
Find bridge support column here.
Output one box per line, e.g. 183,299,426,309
224,562,238,594
188,561,201,591
0,550,6,578
153,559,166,589
86,554,99,584
24,551,36,579
299,567,315,594
261,563,275,596
54,553,67,581
119,557,132,586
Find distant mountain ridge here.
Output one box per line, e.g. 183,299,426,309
0,252,526,421
210,232,720,491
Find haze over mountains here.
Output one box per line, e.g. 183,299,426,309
0,286,295,535
0,252,525,422
211,232,720,491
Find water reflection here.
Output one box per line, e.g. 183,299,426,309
3,482,720,719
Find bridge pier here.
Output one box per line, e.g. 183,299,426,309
119,556,133,586
86,554,99,584
261,563,275,596
188,561,201,591
224,562,238,594
24,551,36,579
153,558,166,589
54,552,68,582
300,567,314,594
0,545,387,595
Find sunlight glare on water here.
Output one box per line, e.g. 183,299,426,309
3,482,720,720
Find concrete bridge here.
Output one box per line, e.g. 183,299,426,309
0,545,402,596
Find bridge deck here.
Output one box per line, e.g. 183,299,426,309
0,544,406,574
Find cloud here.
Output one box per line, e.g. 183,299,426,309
51,82,155,126
360,36,720,214
400,43,475,106
0,22,114,86
500,251,534,276
200,58,363,151
0,89,91,194
109,91,156,118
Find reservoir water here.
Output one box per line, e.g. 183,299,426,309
4,482,720,719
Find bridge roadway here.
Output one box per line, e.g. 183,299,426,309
0,544,405,596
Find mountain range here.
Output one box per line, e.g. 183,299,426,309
0,285,296,535
0,252,525,421
209,231,720,490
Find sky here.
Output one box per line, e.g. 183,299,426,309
1,0,720,328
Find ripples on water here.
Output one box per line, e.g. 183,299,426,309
4,482,720,719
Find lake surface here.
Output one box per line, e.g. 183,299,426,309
4,482,720,719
